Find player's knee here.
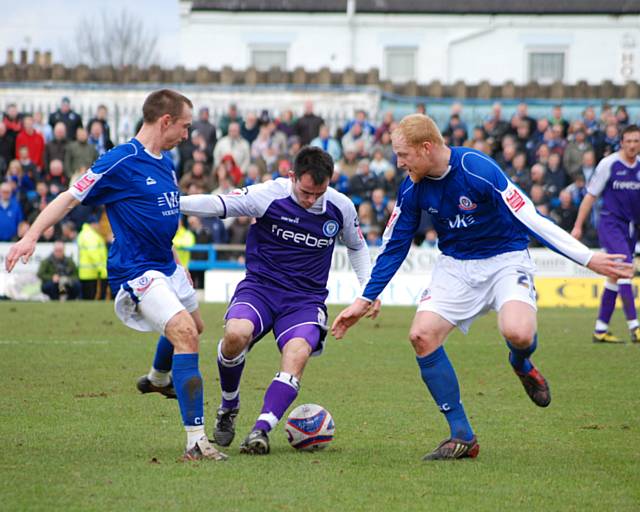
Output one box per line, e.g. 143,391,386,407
502,326,535,348
281,338,311,379
408,329,441,355
165,314,199,353
223,329,251,358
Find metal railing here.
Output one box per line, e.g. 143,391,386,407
182,244,245,271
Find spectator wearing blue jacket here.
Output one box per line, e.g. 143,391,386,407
0,182,23,241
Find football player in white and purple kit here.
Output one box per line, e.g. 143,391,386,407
332,114,632,460
5,90,226,462
572,125,640,344
180,146,378,454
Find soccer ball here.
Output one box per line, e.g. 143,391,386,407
285,403,335,451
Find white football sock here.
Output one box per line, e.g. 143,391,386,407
148,367,171,387
185,426,206,449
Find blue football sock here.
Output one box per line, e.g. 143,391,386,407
153,336,174,372
506,334,537,374
416,346,474,442
172,353,204,427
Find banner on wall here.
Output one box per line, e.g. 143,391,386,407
204,271,640,307
534,278,640,308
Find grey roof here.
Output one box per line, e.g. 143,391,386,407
190,1,640,15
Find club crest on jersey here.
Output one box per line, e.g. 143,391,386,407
134,276,154,294
322,220,339,237
458,195,477,211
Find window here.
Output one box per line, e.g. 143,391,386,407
250,48,287,71
529,52,565,83
384,47,417,83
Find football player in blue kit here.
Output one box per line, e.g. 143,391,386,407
332,114,633,460
5,90,227,462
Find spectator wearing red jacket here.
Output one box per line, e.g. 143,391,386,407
16,114,45,170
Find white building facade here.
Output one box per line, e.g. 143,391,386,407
179,1,640,85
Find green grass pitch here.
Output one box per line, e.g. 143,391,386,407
1,302,638,511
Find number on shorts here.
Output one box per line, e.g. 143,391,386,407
516,270,536,301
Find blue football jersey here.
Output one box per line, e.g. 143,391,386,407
70,138,179,290
362,146,593,301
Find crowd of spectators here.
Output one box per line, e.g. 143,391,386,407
1,95,635,293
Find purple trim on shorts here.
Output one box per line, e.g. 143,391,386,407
276,322,322,352
225,302,263,338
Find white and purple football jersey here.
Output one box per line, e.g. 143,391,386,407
69,138,180,290
587,153,640,224
182,178,366,299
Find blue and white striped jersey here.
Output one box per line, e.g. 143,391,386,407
362,146,593,301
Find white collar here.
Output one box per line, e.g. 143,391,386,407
425,165,452,181
287,180,327,214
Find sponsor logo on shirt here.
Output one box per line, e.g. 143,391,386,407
157,191,180,216
447,214,476,229
612,181,640,190
73,171,97,193
229,187,249,196
322,220,340,237
280,215,300,224
506,188,525,212
271,224,334,248
458,195,477,211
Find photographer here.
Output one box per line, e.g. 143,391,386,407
37,241,81,301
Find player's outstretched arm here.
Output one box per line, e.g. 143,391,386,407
5,191,79,272
587,252,634,279
180,194,225,217
331,298,375,339
365,299,381,319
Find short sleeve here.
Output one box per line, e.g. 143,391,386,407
69,143,137,206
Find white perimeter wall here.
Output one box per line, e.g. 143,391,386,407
180,9,640,85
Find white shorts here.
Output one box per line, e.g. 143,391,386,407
114,265,198,334
417,249,537,334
